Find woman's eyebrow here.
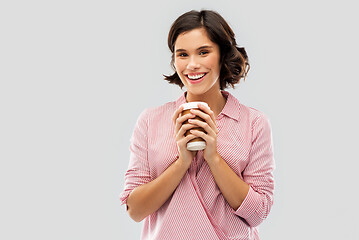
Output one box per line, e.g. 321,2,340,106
175,45,213,52
197,45,213,50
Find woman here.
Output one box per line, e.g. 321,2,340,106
120,9,275,240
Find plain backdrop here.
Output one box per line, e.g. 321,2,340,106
1,0,358,239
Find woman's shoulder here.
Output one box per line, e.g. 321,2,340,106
248,106,269,120
137,100,177,123
245,106,272,132
236,101,271,128
224,91,269,124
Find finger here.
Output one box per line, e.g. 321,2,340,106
177,112,196,124
188,118,216,136
190,109,217,133
173,105,187,133
174,113,196,134
182,133,199,144
197,104,216,121
189,129,210,141
191,105,216,122
172,105,184,124
177,133,198,151
176,123,197,140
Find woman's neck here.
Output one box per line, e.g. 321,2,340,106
186,89,227,118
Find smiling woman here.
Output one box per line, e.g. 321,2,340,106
164,10,249,91
173,28,222,103
120,9,275,240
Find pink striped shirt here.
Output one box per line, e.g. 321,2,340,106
120,90,275,240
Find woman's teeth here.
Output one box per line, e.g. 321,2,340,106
187,73,206,80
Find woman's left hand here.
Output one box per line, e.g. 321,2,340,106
188,104,219,162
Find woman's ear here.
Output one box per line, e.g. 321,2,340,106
171,61,176,71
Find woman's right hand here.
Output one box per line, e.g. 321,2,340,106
172,105,198,169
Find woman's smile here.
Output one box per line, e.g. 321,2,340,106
185,72,208,84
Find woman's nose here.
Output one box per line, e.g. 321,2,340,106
187,56,200,70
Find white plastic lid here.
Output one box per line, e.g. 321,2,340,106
187,141,206,151
180,101,209,110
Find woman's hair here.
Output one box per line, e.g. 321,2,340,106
163,10,250,90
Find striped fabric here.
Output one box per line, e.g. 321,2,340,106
120,90,275,240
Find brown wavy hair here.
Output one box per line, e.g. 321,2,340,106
163,10,250,90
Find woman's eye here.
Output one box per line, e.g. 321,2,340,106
199,51,208,55
178,53,188,57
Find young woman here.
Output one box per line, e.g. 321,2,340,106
120,9,275,240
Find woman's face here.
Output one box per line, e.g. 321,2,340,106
174,28,221,96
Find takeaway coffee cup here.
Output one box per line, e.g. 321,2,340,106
180,102,210,151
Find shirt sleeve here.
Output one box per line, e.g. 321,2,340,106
119,109,151,206
233,113,275,227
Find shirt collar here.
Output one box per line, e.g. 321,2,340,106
175,90,241,121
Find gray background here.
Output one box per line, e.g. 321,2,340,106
1,0,358,239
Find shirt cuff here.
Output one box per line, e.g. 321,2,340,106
119,189,132,206
232,186,261,219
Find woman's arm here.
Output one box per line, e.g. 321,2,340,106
205,154,250,210
188,105,249,208
189,105,275,227
126,106,199,222
126,157,189,222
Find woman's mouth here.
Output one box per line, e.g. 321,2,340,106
185,73,207,84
